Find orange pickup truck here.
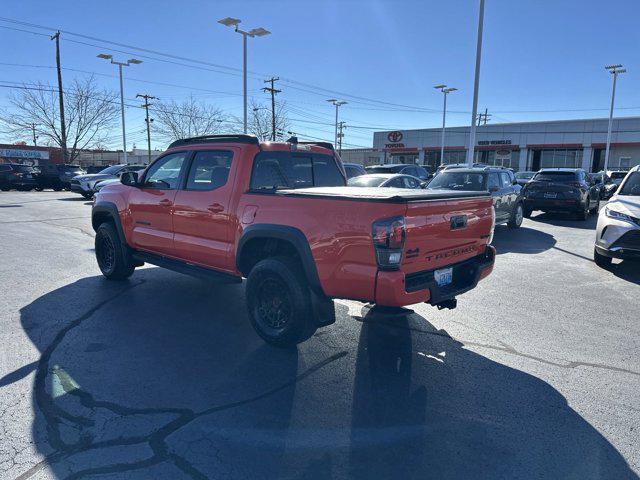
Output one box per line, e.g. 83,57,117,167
92,135,495,346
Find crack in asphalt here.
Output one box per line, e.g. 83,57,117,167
354,316,640,378
15,282,348,480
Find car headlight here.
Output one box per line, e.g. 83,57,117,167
605,206,639,225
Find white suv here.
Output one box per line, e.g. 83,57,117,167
594,165,640,268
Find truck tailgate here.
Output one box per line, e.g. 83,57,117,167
401,196,494,273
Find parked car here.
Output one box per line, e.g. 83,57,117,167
514,171,536,186
0,164,38,191
521,168,600,220
365,163,430,181
436,162,488,173
86,165,108,174
427,166,524,228
71,164,146,198
603,170,630,199
93,177,122,194
92,134,495,347
594,166,640,267
34,164,86,191
347,173,424,189
342,162,367,179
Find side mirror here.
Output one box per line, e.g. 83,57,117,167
420,181,428,189
489,186,499,193
512,179,518,185
121,171,139,187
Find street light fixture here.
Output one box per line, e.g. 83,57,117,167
97,54,143,163
434,85,457,167
327,99,347,147
603,64,626,175
218,17,271,134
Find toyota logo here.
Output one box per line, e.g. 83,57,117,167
387,131,403,142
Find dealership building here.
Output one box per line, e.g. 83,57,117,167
371,116,640,172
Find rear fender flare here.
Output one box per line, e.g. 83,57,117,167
237,224,324,296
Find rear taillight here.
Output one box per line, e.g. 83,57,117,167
372,216,405,269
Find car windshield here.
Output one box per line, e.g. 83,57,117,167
533,171,576,182
366,166,402,174
515,172,534,179
427,172,485,191
59,165,83,172
344,165,365,179
99,165,123,175
347,176,388,187
618,172,640,196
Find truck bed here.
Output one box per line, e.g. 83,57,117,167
276,186,490,202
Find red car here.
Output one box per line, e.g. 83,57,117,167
92,135,495,346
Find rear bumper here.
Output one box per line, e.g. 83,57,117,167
523,197,582,212
374,245,495,307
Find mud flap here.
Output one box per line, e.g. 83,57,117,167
311,291,336,327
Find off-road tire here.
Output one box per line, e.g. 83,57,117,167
508,202,524,229
246,256,317,348
95,222,135,280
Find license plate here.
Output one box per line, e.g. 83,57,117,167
434,267,453,287
544,192,557,199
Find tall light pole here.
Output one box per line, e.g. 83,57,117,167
218,17,271,134
97,54,142,163
466,0,485,166
327,99,347,147
434,85,457,167
604,64,626,174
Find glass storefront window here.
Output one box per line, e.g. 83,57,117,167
538,149,582,169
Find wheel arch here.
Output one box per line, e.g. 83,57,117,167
237,224,324,296
92,201,127,248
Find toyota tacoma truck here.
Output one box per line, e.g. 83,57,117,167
92,135,495,346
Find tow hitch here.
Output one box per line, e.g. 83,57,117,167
436,298,457,310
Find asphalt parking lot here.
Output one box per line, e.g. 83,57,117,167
1,190,639,480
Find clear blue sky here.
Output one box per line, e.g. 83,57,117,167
2,0,640,149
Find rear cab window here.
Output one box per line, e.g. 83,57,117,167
250,152,345,191
185,150,233,191
534,171,577,183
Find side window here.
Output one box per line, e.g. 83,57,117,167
402,166,417,177
143,152,188,190
386,177,404,188
404,176,419,188
185,150,233,191
487,173,500,190
313,154,345,187
251,153,312,190
499,172,512,188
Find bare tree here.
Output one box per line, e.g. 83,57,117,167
152,96,226,144
247,99,290,141
1,77,119,162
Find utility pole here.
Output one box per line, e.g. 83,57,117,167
50,31,68,163
337,121,346,154
466,0,485,166
326,99,347,147
604,64,626,174
477,108,491,126
29,123,38,146
136,93,157,164
262,77,281,141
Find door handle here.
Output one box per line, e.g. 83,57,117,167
159,199,173,207
207,203,224,213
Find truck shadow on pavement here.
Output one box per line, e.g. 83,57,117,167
16,268,639,479
491,225,556,255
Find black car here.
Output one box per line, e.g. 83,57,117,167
365,163,430,181
342,162,367,179
0,164,38,191
347,173,425,189
34,164,86,191
521,168,600,220
427,166,524,228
